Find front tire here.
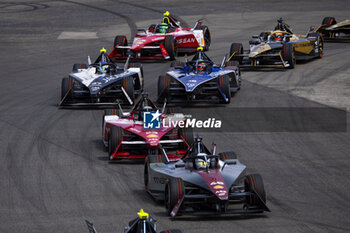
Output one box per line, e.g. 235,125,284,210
282,43,296,69
61,77,70,101
199,25,211,51
164,36,177,60
309,32,324,58
102,109,121,141
114,35,128,48
179,127,194,149
229,43,244,64
122,76,135,105
165,178,184,216
108,126,123,158
218,76,231,104
245,174,266,207
158,75,170,101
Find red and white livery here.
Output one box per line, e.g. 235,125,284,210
102,93,194,160
109,14,211,61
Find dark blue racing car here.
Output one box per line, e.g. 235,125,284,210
157,47,241,104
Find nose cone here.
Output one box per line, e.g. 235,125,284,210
209,181,229,200
249,44,271,58
144,132,160,147
196,169,229,200
131,38,147,50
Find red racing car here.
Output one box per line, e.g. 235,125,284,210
109,12,211,61
102,93,194,160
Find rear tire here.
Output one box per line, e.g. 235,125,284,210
229,43,243,64
122,76,135,105
61,77,69,101
308,32,324,58
322,17,336,26
164,36,177,60
179,127,194,149
218,151,237,161
165,178,184,216
108,126,123,158
218,76,231,104
199,25,211,51
245,174,266,206
158,75,170,101
282,43,296,69
114,35,128,47
72,63,87,72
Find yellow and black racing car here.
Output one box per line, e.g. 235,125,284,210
229,18,323,69
315,17,350,41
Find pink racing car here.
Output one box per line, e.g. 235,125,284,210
109,13,211,61
102,93,194,160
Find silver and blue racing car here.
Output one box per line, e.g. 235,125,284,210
157,47,241,104
60,48,144,107
144,136,270,217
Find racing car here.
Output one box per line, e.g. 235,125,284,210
315,17,350,40
144,136,270,217
157,47,241,104
102,92,194,160
109,11,211,61
229,18,324,69
60,48,143,107
86,209,182,233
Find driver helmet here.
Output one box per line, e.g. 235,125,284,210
195,157,207,169
273,32,284,41
99,65,108,73
159,23,168,33
197,59,207,72
98,47,109,73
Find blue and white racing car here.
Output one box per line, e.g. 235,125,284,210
157,47,241,104
59,48,143,107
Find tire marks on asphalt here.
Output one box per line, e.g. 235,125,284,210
59,0,137,39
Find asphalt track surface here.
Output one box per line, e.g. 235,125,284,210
1,0,350,233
